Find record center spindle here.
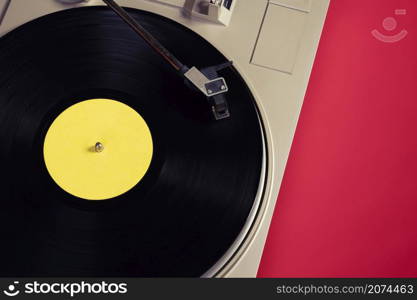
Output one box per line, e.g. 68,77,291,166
94,142,104,153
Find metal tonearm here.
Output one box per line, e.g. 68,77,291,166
102,0,232,120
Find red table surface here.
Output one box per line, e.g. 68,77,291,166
258,0,417,277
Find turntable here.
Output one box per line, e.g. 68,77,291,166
0,0,329,277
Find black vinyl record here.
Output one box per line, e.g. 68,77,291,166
0,7,264,277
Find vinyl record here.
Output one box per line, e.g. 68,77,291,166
0,7,264,277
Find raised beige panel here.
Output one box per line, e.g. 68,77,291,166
251,2,310,74
269,0,312,12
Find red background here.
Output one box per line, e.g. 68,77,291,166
258,0,417,277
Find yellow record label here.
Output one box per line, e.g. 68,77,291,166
43,99,153,200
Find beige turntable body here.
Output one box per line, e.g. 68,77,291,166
0,0,329,277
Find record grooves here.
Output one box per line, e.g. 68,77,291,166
0,7,264,277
